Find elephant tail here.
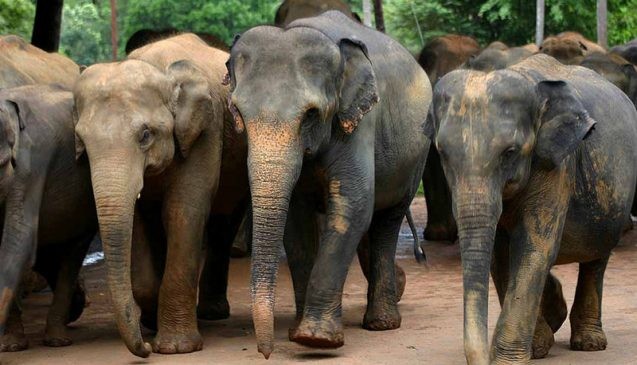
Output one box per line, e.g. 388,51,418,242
406,208,426,264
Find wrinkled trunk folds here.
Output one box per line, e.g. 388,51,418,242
453,179,501,365
89,153,150,358
247,121,302,359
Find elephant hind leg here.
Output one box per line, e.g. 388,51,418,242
0,302,28,352
357,235,406,303
532,273,567,359
361,203,408,331
43,232,94,347
423,144,457,242
570,257,609,352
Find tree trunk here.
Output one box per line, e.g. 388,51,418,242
31,0,64,52
110,0,118,60
535,0,545,47
373,0,385,33
362,0,373,27
597,0,608,48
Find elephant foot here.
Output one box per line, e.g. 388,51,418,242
395,264,406,302
43,328,73,348
363,302,401,331
152,329,203,354
289,317,344,349
0,333,28,352
423,222,457,242
197,295,230,321
532,318,555,359
570,325,607,352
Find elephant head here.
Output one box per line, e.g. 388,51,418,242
225,26,378,358
580,52,637,107
74,59,220,357
424,65,595,363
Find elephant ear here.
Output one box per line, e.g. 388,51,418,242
72,105,86,161
337,38,380,134
167,60,216,158
535,80,597,168
623,63,637,106
2,100,26,167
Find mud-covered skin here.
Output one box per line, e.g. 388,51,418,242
0,86,97,351
418,34,480,242
425,54,637,364
124,29,229,55
274,0,360,27
74,34,246,357
0,35,79,89
540,32,606,65
226,11,431,358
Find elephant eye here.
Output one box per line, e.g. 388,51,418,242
139,125,152,147
502,146,518,162
303,108,320,123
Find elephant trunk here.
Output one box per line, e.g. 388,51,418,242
247,120,302,359
453,178,501,365
89,153,150,358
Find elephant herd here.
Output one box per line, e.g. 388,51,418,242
0,1,636,364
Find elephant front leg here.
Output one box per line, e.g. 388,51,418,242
570,257,609,352
0,303,27,352
152,202,206,354
289,175,373,349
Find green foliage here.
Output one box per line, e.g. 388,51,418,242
0,0,35,39
609,0,637,46
60,0,112,65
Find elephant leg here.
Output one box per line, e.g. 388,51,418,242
531,273,567,359
152,198,206,354
230,204,252,258
423,144,457,242
0,303,27,352
357,235,406,303
362,202,409,331
43,233,93,347
289,175,372,349
198,212,241,321
570,257,609,352
283,194,318,321
131,204,163,332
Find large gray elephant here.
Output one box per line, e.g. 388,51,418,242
74,33,243,357
274,0,360,27
424,54,637,363
225,11,431,358
0,85,97,351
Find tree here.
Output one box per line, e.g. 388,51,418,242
0,0,35,39
59,1,111,65
32,0,64,51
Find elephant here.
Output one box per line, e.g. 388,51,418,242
274,0,361,27
418,34,481,86
418,34,480,242
225,11,431,358
0,85,97,351
611,38,637,65
0,35,79,89
466,45,535,72
424,53,637,364
74,33,246,357
125,28,229,54
540,32,606,65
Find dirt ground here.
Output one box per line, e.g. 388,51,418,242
2,197,637,365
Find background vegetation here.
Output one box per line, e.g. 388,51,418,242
1,0,635,65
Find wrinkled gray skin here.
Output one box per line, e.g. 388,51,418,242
74,34,232,357
425,54,637,364
0,86,97,351
226,11,431,358
466,46,535,72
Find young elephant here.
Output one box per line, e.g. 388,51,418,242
226,11,431,358
0,85,97,350
74,34,237,357
424,54,637,364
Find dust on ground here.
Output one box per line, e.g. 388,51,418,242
2,197,637,364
